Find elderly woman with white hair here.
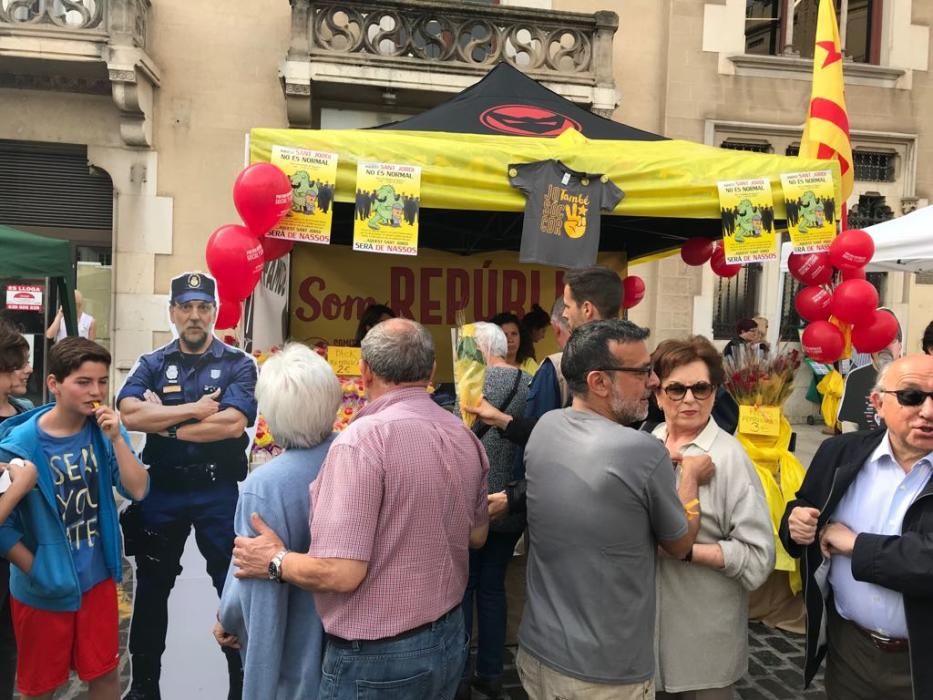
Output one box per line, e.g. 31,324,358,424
213,343,341,700
458,322,530,700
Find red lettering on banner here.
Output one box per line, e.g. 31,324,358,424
446,268,470,324
555,270,565,295
530,271,541,307
502,271,525,316
296,276,323,322
390,267,415,318
420,268,443,324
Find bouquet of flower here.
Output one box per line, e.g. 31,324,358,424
335,377,367,431
453,315,486,429
722,344,802,407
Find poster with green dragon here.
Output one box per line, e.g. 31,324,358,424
780,170,837,253
268,146,338,245
717,178,777,264
353,161,422,256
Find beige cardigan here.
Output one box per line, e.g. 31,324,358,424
651,418,775,693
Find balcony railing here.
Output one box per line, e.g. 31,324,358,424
292,0,617,84
0,0,148,48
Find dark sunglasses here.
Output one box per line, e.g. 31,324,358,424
592,365,654,377
661,381,715,401
880,389,933,407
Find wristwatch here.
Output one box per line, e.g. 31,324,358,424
268,549,290,583
167,425,178,439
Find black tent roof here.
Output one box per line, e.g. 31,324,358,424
377,63,665,141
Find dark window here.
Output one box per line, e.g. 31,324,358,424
713,264,762,340
785,144,800,157
853,151,895,182
793,0,876,64
847,192,893,228
745,0,782,55
779,273,804,341
720,140,773,154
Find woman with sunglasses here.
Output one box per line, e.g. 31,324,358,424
650,336,774,700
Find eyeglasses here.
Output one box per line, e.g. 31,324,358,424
880,389,933,407
592,365,655,377
661,381,715,401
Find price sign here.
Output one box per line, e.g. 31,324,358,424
738,405,781,437
327,346,361,376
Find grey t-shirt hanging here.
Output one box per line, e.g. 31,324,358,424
509,160,624,268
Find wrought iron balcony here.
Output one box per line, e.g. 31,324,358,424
284,0,618,126
0,0,160,147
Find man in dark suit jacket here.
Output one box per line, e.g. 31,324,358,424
779,353,933,700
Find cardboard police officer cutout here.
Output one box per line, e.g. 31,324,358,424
116,271,259,698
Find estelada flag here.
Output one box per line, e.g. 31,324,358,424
798,0,853,203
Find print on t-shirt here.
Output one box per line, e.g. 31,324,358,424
509,160,624,268
40,423,109,591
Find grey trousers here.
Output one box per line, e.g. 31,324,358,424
825,604,912,700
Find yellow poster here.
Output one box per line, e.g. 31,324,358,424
327,346,361,376
268,146,338,245
717,178,777,264
289,245,626,381
352,162,421,256
738,405,781,437
780,170,838,253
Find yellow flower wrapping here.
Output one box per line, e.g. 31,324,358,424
737,414,805,595
817,370,843,430
454,323,486,429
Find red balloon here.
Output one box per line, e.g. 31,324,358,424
261,235,295,261
841,267,867,281
680,238,714,266
233,163,293,237
801,320,846,363
205,224,265,301
794,286,833,322
710,246,741,278
215,298,241,330
851,309,898,354
622,275,646,309
829,229,875,271
830,279,879,324
787,251,833,285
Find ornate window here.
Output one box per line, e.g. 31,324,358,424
852,150,896,182
720,139,773,154
713,264,762,340
744,0,880,64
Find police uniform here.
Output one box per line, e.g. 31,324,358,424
118,274,257,700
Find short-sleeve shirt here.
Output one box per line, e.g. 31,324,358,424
519,408,687,684
509,160,624,268
309,387,489,640
117,337,257,469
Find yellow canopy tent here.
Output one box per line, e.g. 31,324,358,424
249,126,839,263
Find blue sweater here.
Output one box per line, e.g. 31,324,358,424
0,405,147,611
219,436,334,700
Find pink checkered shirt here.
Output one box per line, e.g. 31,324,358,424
309,386,489,640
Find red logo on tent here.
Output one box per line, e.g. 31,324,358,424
479,105,581,137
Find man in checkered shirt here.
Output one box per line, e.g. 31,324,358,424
233,318,490,700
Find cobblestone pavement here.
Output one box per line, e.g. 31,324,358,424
480,623,825,700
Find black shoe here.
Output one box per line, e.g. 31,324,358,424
124,654,161,700
471,675,503,699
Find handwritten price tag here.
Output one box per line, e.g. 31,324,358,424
738,405,781,437
327,347,362,377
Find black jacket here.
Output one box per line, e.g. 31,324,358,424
779,429,933,699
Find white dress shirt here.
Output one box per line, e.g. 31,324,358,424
829,433,933,637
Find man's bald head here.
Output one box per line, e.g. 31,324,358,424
871,353,933,463
361,317,434,384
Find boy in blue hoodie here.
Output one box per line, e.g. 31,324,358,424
0,337,149,699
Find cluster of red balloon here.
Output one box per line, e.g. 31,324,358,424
205,164,294,329
790,229,895,362
622,275,645,310
679,237,740,278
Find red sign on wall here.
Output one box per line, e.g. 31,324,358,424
5,285,43,311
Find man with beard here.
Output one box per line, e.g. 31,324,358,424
516,320,712,699
117,272,258,700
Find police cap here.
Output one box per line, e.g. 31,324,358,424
171,272,216,305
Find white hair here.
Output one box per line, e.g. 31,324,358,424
256,343,341,448
873,360,894,394
472,322,507,360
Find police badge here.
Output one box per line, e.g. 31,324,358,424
166,365,179,381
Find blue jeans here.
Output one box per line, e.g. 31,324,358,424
318,607,468,700
461,529,523,680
